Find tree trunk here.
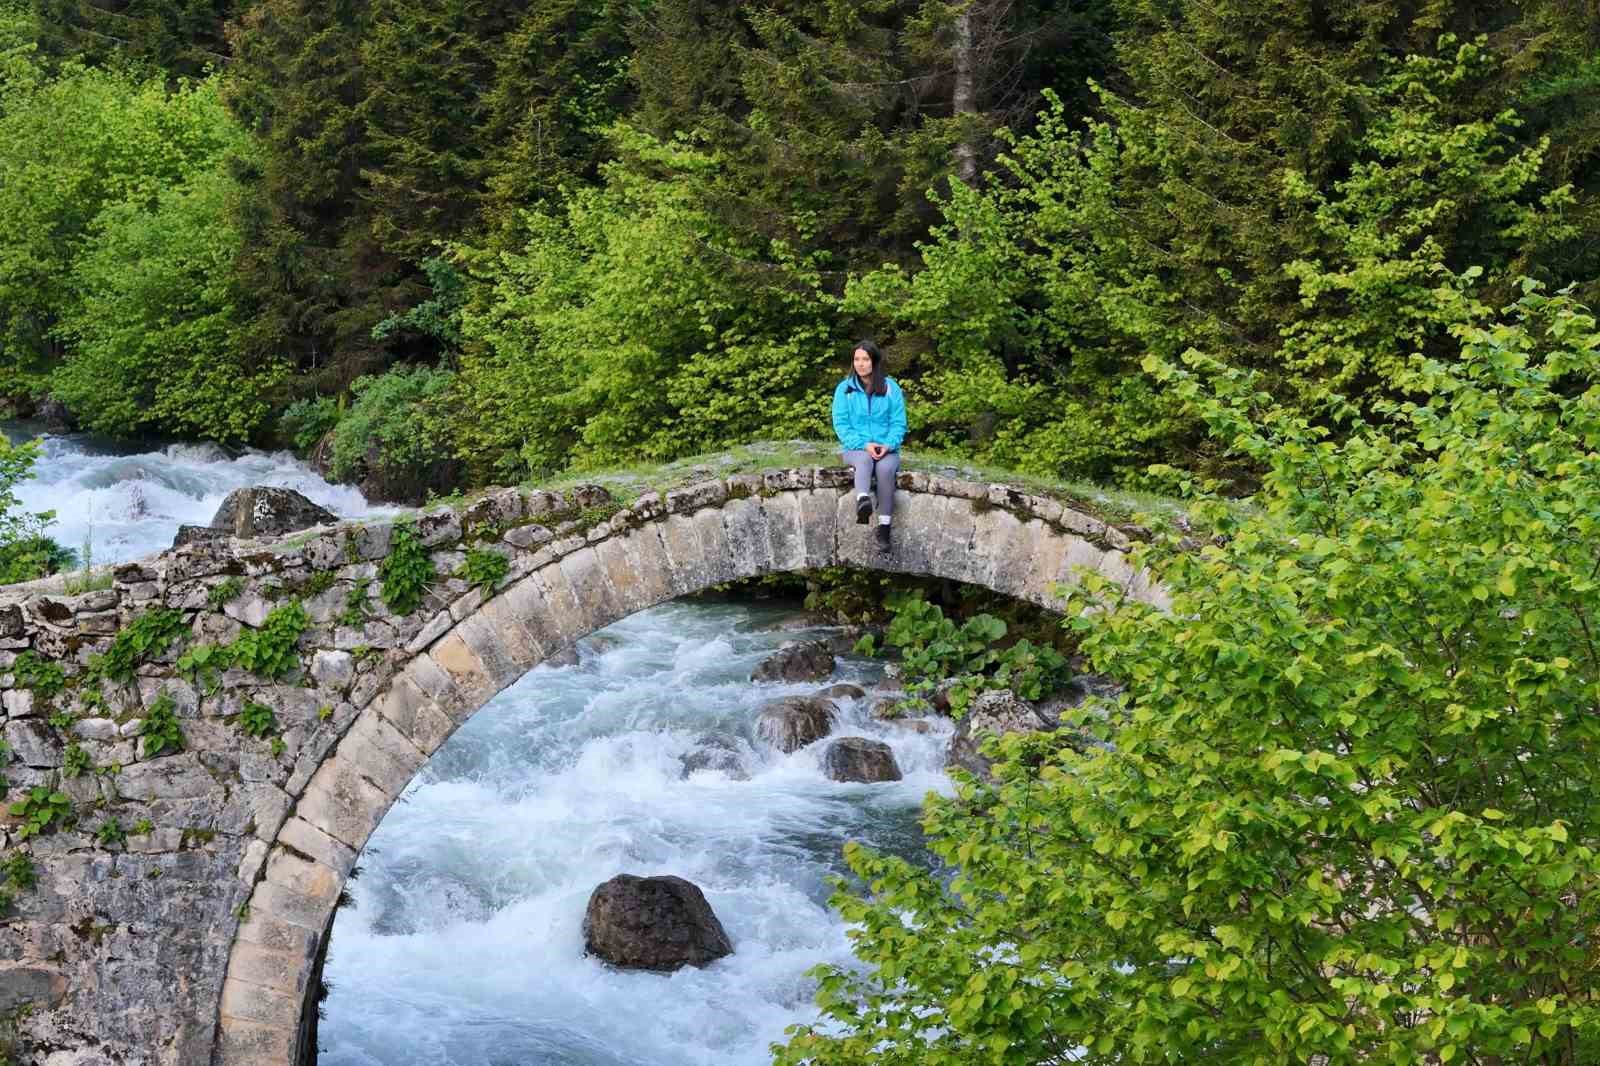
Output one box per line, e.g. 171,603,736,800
952,0,977,184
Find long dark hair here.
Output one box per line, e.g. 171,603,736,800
852,339,887,398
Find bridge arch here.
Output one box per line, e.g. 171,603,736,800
0,468,1164,1065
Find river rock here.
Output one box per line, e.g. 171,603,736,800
679,735,749,780
820,737,902,783
755,695,837,753
209,486,337,539
583,874,734,972
172,525,231,548
815,682,865,701
946,689,1049,778
750,640,835,683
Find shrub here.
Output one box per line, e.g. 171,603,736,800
278,395,340,454
328,366,456,501
779,289,1600,1065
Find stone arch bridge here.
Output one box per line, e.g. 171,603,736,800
0,467,1165,1065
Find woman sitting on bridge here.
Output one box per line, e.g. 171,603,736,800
831,340,907,551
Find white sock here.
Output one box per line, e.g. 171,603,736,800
879,515,892,526
857,493,870,500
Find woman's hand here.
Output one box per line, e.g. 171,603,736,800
867,442,886,460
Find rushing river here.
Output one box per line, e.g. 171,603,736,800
13,426,952,1065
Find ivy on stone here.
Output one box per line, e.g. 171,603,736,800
138,692,184,758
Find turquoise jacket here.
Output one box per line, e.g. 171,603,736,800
832,374,907,452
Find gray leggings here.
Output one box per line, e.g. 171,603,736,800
842,449,901,518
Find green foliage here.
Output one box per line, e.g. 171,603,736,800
11,651,64,696
138,692,184,757
60,743,88,779
865,592,1069,715
457,546,509,596
278,396,341,454
45,710,72,731
328,366,456,502
303,571,335,597
379,521,434,616
207,577,243,608
0,847,34,913
226,601,307,679
782,289,1600,1064
7,787,70,839
237,700,278,740
174,642,223,691
94,608,187,684
51,154,288,442
94,818,125,848
452,125,839,481
131,818,153,835
0,437,60,584
339,578,370,627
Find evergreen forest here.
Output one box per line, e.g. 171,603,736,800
2,0,1596,501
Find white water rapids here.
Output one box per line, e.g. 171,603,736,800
13,426,953,1065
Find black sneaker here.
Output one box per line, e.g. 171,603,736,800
856,495,872,524
875,523,891,550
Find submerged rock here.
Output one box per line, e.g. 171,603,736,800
756,695,837,753
583,874,734,972
679,735,749,780
820,737,902,783
815,682,865,701
750,640,835,683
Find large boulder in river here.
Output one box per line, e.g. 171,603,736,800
209,486,337,539
821,737,902,783
751,640,835,683
583,874,734,972
756,695,837,753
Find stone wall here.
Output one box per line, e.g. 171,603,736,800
0,468,1165,1066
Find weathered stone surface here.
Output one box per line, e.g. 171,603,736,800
209,487,337,540
946,689,1049,778
820,737,902,783
755,696,837,753
751,640,835,683
816,682,866,701
583,874,734,972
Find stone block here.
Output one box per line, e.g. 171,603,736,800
276,815,358,879
691,506,736,587
1,688,34,718
763,492,805,574
213,1017,299,1066
247,783,293,841
427,632,496,710
665,480,727,514
295,756,395,851
118,753,216,800
455,605,531,690
415,510,463,548
762,468,813,492
930,496,980,585
263,848,342,912
594,536,651,617
812,465,853,489
558,545,623,634
463,487,524,530
800,489,840,569
337,711,426,799
226,939,312,996
656,514,708,596
614,526,675,610
220,976,301,1028
1052,537,1106,593
927,476,986,500
720,495,773,581
4,719,59,767
234,907,319,958
529,564,588,646
309,649,355,691
1023,529,1073,609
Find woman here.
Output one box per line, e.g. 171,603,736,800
831,340,907,550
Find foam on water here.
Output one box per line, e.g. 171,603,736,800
320,601,952,1066
9,425,397,565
